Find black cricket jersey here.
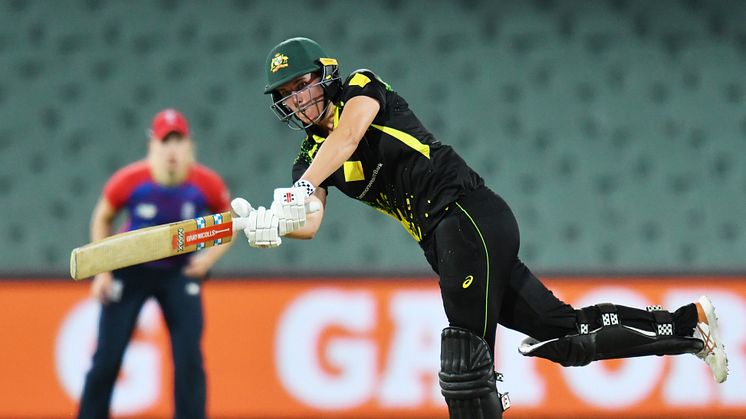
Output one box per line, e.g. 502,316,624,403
292,69,483,242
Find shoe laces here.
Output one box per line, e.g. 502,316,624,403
695,303,715,357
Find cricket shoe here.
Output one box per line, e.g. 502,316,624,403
693,295,728,383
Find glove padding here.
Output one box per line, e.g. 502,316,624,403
231,197,282,248
272,187,309,236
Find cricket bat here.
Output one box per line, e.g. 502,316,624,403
70,212,234,280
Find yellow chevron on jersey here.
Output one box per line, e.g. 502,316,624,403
370,124,430,158
344,161,365,182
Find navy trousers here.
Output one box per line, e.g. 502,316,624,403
78,266,206,419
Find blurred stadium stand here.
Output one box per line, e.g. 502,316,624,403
1,0,745,275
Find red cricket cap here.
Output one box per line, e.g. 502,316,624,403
151,108,189,140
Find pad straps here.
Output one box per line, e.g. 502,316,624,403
597,303,620,327
647,305,675,336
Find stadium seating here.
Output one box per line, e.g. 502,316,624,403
1,0,744,275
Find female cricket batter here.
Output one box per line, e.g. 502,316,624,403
78,109,231,419
232,37,727,418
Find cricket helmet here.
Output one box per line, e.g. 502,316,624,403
264,37,341,129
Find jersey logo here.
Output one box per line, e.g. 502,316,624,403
270,53,289,73
135,203,157,219
462,275,474,289
355,163,383,199
344,161,365,182
181,202,195,219
349,73,371,88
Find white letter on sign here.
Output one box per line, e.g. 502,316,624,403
378,290,447,407
276,289,376,409
55,299,161,415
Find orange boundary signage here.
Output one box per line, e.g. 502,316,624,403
0,277,743,418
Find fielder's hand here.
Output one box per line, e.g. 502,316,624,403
231,197,282,248
91,272,122,304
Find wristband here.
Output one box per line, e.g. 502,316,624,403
293,179,316,197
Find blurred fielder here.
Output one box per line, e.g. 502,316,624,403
78,109,231,419
231,37,728,418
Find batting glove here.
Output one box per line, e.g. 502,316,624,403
271,179,320,236
272,187,309,236
231,197,282,248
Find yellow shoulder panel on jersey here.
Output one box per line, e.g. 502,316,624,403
370,124,430,159
349,73,371,88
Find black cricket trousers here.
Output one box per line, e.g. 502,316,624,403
78,265,206,419
421,186,697,354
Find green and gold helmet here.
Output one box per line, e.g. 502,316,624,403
264,37,341,129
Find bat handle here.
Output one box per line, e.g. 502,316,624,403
232,218,247,233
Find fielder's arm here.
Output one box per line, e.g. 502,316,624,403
91,197,116,243
88,197,116,299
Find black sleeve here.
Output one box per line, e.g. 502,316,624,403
291,160,307,184
292,136,330,191
340,69,390,110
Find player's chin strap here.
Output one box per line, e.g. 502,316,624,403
518,303,704,367
439,327,510,419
